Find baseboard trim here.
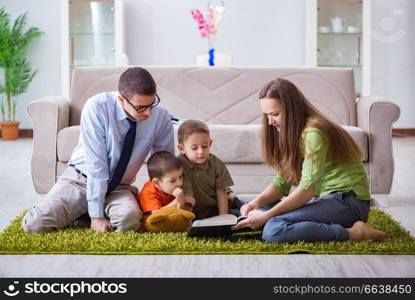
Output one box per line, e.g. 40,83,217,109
1,128,414,139
392,128,415,137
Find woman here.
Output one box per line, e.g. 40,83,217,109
232,78,389,242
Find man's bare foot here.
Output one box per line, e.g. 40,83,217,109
347,221,389,241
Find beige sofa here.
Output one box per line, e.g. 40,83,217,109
27,66,400,198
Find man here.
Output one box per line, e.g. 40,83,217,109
22,67,174,233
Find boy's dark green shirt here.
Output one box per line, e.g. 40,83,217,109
178,153,234,219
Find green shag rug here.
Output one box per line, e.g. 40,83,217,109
0,209,414,255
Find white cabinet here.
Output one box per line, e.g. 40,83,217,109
306,0,371,96
61,0,127,98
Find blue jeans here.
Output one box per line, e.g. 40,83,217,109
260,191,370,243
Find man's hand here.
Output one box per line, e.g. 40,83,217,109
91,218,113,233
231,209,270,231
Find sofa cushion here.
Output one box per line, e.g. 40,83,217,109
342,125,368,161
57,125,80,162
57,124,264,163
173,124,263,163
196,124,367,163
57,124,368,164
71,67,357,126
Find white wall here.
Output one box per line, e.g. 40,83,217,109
0,0,62,129
124,0,306,66
371,0,415,128
1,0,414,129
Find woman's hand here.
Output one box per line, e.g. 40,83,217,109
240,202,257,216
231,209,270,231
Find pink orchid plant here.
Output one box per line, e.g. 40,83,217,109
191,1,226,51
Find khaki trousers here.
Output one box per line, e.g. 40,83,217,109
22,167,143,232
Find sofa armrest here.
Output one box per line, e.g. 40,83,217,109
27,96,70,194
357,95,400,194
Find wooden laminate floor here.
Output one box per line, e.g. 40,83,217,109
0,137,414,278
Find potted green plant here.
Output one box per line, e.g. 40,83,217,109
0,7,43,140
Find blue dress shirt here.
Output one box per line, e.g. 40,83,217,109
69,91,174,218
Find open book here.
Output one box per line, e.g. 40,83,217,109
188,214,248,237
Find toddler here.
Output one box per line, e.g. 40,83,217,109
139,151,193,214
177,119,243,219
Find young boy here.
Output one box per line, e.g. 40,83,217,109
177,119,243,219
139,151,193,214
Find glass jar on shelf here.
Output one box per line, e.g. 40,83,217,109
69,0,115,69
307,0,369,96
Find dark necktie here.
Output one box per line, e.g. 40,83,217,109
106,118,136,195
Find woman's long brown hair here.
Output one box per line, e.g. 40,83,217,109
259,78,362,185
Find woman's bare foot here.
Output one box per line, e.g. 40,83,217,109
347,221,389,241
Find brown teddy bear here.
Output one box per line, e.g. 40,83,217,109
143,207,195,233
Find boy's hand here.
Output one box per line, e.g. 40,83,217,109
173,188,189,210
184,196,195,209
178,195,195,212
184,203,194,212
185,196,195,207
172,187,184,199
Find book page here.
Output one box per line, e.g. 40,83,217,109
192,214,238,227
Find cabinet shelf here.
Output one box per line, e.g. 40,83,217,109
318,32,362,36
305,0,368,95
62,0,126,98
70,32,115,36
71,64,114,67
318,64,362,68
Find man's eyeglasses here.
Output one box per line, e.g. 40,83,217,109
122,94,160,113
